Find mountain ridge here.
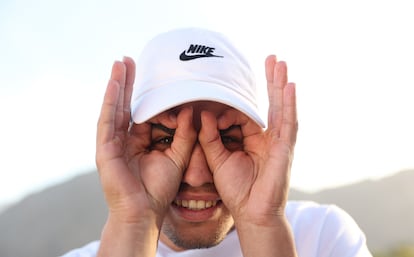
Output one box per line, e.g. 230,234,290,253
0,169,413,257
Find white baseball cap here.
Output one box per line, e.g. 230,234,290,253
131,27,265,127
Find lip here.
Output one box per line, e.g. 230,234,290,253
171,191,222,222
171,200,222,222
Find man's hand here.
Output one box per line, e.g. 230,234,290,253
95,57,196,256
199,55,298,256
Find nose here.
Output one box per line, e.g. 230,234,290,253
182,143,213,187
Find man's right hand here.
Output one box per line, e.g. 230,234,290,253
95,57,196,256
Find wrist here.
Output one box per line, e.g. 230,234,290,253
235,213,290,237
97,213,161,257
235,215,298,257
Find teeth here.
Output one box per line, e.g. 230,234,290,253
174,199,218,210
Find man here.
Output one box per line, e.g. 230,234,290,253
63,28,372,256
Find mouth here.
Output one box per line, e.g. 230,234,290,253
173,199,220,211
171,197,223,222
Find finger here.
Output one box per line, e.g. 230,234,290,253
109,61,127,132
266,56,288,133
265,55,280,129
145,110,179,131
199,111,229,172
280,83,298,146
217,108,262,138
167,107,197,171
265,54,277,82
123,56,136,127
97,61,124,146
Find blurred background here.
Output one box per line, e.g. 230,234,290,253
0,0,413,256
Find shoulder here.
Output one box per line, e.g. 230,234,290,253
59,241,100,257
286,201,372,257
286,200,355,226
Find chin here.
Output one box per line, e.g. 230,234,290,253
160,215,234,250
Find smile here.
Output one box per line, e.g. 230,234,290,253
174,199,218,210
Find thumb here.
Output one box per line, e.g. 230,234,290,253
198,111,230,173
167,107,197,171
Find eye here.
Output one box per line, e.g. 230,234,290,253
221,136,236,144
157,136,173,145
151,136,174,151
221,135,243,151
150,123,176,151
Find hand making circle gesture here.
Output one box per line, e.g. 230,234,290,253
198,55,298,227
96,57,197,225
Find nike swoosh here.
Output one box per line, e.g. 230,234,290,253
179,51,223,61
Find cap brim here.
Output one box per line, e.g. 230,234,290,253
131,80,265,127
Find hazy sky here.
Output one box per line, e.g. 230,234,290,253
1,0,413,205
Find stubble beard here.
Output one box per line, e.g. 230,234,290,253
160,215,234,250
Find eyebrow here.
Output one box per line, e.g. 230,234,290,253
151,123,176,135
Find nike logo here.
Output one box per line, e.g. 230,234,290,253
179,44,223,61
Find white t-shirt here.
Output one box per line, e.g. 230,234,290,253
61,201,372,257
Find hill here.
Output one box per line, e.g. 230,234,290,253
0,170,413,256
0,172,107,257
289,169,414,252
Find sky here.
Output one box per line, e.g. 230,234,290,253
1,0,413,206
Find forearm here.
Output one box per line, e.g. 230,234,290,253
97,214,160,257
236,216,298,257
